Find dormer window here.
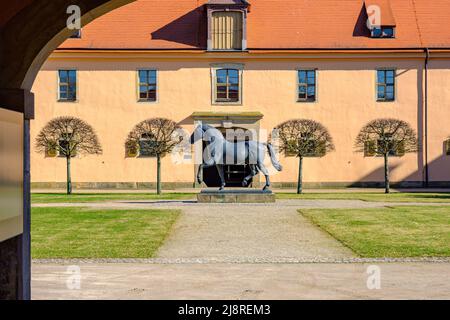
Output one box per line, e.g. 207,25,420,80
207,0,249,51
371,26,395,38
365,0,396,38
211,11,243,50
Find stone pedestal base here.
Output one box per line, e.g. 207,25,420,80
197,189,275,203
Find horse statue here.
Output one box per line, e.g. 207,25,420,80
190,124,282,191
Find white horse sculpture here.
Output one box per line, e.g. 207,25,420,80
190,124,282,191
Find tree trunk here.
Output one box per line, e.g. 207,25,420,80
66,156,72,195
297,156,303,194
384,153,390,194
156,154,162,195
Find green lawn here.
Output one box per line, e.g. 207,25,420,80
32,192,450,204
32,207,180,258
278,192,450,203
300,206,450,257
32,192,195,203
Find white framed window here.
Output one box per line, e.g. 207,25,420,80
137,70,157,102
211,64,243,105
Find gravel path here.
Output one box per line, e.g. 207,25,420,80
155,203,356,260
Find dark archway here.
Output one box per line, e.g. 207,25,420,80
202,127,254,188
0,0,137,300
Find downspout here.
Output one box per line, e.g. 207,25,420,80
424,48,430,187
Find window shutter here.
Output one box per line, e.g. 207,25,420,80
212,11,243,50
45,144,58,158
126,142,138,158
396,141,405,157
317,141,326,157
365,140,376,157
445,140,450,156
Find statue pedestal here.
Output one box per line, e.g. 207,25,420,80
197,188,276,203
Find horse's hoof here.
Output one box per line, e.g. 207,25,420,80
242,180,248,187
197,178,202,184
263,185,270,191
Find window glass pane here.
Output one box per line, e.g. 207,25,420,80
386,86,394,100
147,90,157,101
307,71,315,79
299,85,307,99
59,92,67,100
307,76,315,85
68,91,76,100
383,27,394,37
298,71,307,84
139,71,148,83
217,92,227,99
148,71,157,84
372,27,382,37
229,75,239,85
386,71,395,84
139,85,147,94
59,71,68,83
69,84,76,92
217,85,227,93
216,69,227,83
377,86,385,99
68,71,76,82
229,90,239,101
377,71,385,83
229,85,239,96
228,69,239,78
307,86,316,98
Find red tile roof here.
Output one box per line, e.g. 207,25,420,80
59,0,450,50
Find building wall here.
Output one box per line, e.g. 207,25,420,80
427,59,450,183
30,53,449,187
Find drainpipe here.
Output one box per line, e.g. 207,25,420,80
424,48,430,187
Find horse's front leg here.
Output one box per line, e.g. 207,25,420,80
216,165,226,191
196,164,204,184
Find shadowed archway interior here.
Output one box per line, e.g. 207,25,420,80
0,0,137,300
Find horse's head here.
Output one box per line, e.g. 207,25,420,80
190,124,223,144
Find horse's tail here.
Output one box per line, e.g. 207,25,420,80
267,143,283,171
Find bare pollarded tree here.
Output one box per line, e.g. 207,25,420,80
35,116,102,195
355,118,419,194
125,118,181,195
274,119,335,194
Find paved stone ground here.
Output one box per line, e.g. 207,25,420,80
32,262,450,300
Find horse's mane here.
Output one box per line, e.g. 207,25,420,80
201,123,217,132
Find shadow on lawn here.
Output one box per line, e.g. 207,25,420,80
119,200,197,204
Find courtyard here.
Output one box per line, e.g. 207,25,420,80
30,190,450,299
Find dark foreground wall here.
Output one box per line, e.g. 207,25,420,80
0,235,23,300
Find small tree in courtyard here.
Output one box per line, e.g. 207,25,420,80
35,116,102,195
274,119,335,194
126,118,181,195
355,118,419,194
